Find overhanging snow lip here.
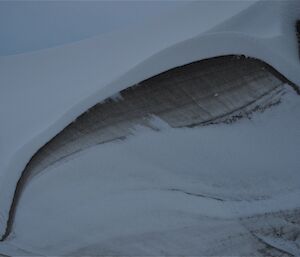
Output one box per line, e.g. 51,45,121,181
1,1,300,240
1,37,300,241
1,53,299,242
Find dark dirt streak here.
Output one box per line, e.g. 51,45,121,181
250,231,294,257
167,188,225,202
184,86,283,128
296,20,300,62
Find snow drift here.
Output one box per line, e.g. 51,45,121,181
0,0,300,245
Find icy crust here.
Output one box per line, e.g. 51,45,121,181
0,0,299,237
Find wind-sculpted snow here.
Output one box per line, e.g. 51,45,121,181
0,56,284,241
0,86,299,256
0,0,300,251
21,56,285,180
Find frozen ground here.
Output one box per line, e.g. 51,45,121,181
0,85,299,256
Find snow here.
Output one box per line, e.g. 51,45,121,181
0,86,299,255
0,1,187,56
0,0,300,242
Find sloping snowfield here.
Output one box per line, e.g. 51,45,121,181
0,85,299,256
0,0,300,256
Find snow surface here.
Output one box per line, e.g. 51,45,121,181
0,1,187,56
0,86,299,255
0,0,300,240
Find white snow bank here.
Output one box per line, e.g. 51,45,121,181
0,0,300,238
0,86,299,255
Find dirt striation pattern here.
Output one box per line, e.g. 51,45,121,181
24,56,285,179
1,55,292,242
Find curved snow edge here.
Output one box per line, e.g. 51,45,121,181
1,35,299,241
0,1,300,239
